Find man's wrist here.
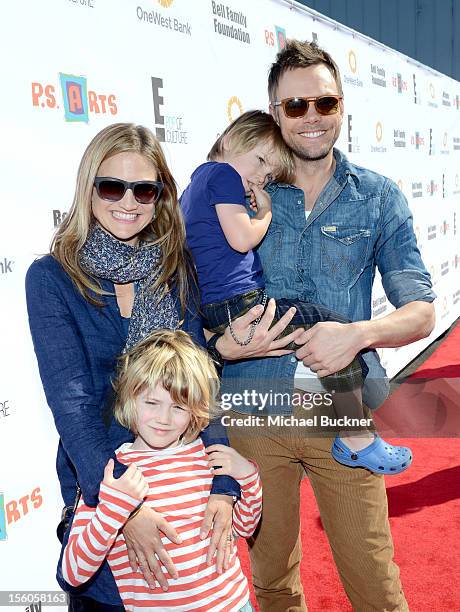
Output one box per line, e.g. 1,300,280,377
351,320,376,351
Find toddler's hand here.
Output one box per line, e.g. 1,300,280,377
103,458,149,501
248,182,272,215
205,445,255,480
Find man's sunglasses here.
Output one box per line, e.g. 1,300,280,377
272,95,343,118
93,177,164,205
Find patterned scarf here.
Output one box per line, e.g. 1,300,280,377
79,224,179,351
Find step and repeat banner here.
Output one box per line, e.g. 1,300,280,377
1,0,459,601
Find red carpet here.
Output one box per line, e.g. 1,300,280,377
238,321,460,611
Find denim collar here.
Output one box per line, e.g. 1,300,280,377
266,148,360,196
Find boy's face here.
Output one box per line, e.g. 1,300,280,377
224,140,278,193
132,384,191,451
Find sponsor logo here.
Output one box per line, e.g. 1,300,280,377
441,296,449,318
429,128,434,155
412,182,423,198
227,96,243,122
453,253,459,269
151,77,188,144
211,2,250,44
343,50,363,87
427,224,437,240
397,179,403,192
31,75,117,121
441,260,449,276
393,128,406,148
412,74,421,104
264,25,286,50
428,82,438,108
0,258,14,275
440,220,449,236
136,3,191,35
371,122,386,153
441,131,449,155
414,225,421,247
455,94,460,110
0,488,43,541
453,289,460,305
53,209,68,228
454,211,457,235
442,91,451,107
411,131,425,150
371,63,387,87
392,72,408,93
429,264,437,285
0,400,11,419
442,174,447,198
372,295,388,317
347,115,360,153
68,0,95,6
453,136,460,151
426,180,438,196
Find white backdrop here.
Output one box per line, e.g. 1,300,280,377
0,0,459,603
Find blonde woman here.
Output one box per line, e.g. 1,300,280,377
26,123,288,610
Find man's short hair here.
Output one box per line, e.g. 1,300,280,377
268,39,343,102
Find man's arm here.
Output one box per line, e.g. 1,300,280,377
295,179,436,377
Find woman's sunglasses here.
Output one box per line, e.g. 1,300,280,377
272,95,343,118
93,177,164,205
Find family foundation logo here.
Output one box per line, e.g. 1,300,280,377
211,2,250,44
441,260,449,277
151,77,188,144
370,63,387,87
427,224,437,240
453,136,460,151
343,50,363,88
264,25,286,50
393,128,406,148
412,182,423,198
442,91,451,107
136,3,191,35
0,487,43,541
32,74,117,122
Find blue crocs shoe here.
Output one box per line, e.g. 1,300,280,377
331,434,412,474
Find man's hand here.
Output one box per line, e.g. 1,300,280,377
123,505,182,591
294,321,364,376
200,494,234,574
216,298,304,360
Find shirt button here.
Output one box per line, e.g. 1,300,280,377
297,199,302,204
291,356,297,363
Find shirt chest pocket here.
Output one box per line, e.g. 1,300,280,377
320,226,371,288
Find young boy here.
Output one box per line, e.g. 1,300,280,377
180,110,411,474
62,330,259,612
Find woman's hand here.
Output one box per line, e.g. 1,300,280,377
216,298,304,360
200,494,234,573
123,505,182,591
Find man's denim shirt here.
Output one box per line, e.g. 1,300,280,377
222,149,435,413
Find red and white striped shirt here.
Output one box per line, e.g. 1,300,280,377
62,438,262,611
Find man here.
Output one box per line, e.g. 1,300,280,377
220,40,435,611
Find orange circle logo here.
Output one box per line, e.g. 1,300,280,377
455,174,459,187
443,132,448,147
348,50,357,74
375,122,383,142
227,96,243,123
397,179,403,191
158,0,174,6
429,83,435,99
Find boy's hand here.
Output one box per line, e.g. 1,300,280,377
103,458,149,501
248,182,272,215
205,444,255,480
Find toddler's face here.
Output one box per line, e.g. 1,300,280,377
132,384,191,451
225,140,279,193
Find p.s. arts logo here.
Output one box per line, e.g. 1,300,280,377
343,50,363,88
392,72,408,94
264,25,286,51
136,1,191,35
151,77,188,144
227,96,243,123
347,115,360,153
410,130,425,151
31,74,117,122
426,180,438,196
0,487,43,541
440,220,449,237
371,122,386,153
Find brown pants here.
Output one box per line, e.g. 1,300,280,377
226,398,409,612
